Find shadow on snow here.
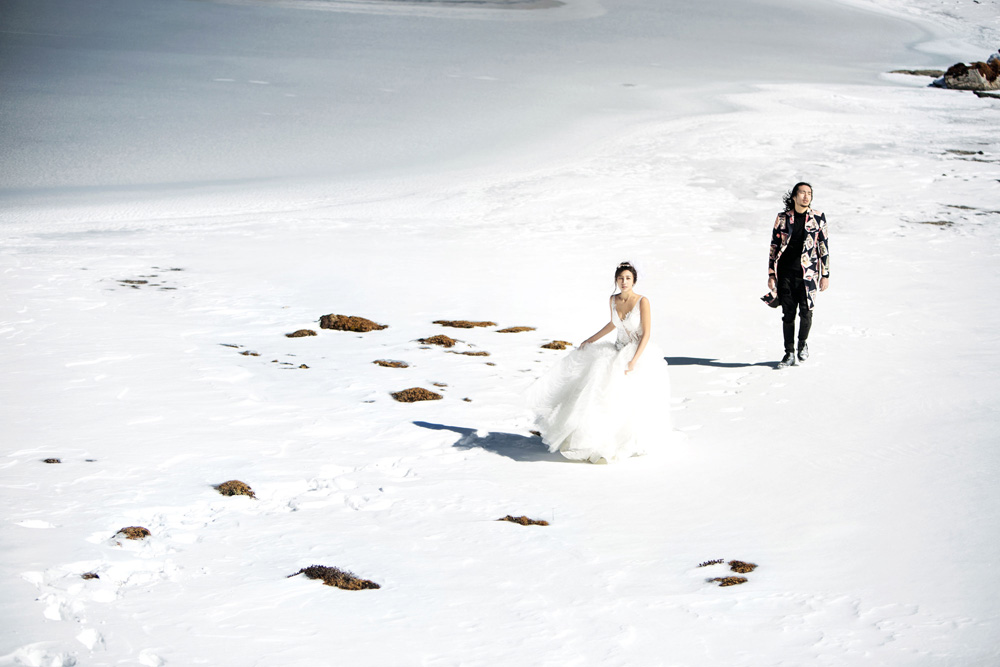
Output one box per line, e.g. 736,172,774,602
665,356,778,369
413,421,564,462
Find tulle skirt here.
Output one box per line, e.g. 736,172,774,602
527,340,672,463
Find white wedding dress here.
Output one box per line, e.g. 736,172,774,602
528,298,672,463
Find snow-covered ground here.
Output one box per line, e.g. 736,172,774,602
2,0,999,665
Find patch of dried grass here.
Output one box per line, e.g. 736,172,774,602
496,326,535,333
697,559,724,568
286,329,317,338
541,340,573,350
288,565,380,590
447,350,490,357
728,560,757,573
374,360,409,368
710,577,748,587
215,480,256,498
117,526,150,540
433,320,496,328
417,335,458,347
497,515,549,526
319,314,388,332
43,458,61,464
240,350,260,356
81,572,100,580
391,387,444,402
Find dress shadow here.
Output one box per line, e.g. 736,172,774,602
665,356,778,369
413,421,564,462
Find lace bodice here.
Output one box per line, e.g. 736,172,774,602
611,298,644,348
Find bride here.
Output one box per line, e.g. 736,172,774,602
528,261,672,463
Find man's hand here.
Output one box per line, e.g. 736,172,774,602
820,277,829,292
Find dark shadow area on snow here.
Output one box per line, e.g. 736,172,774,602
413,421,564,462
665,356,778,369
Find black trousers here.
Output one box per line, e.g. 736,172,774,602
778,273,812,352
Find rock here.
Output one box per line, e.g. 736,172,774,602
319,314,387,332
944,58,1000,90
286,329,317,338
890,69,945,77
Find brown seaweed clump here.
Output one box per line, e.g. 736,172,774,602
417,335,458,347
497,515,549,526
728,560,757,574
116,526,151,540
391,387,444,402
215,480,256,498
446,350,490,357
42,458,61,464
541,340,573,350
697,559,725,568
286,329,317,338
288,565,380,590
496,326,536,333
433,320,496,329
81,572,100,580
374,360,409,368
710,577,748,587
319,314,388,332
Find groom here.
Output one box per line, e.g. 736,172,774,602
767,182,830,368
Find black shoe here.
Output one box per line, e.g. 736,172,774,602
777,351,795,368
797,343,809,363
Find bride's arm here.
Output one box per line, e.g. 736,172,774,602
580,298,616,348
626,297,652,374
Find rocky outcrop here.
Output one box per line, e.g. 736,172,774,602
943,52,1000,91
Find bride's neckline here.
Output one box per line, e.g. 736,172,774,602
614,295,642,321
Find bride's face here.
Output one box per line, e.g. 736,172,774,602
616,271,635,293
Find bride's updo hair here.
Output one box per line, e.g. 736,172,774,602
614,261,638,284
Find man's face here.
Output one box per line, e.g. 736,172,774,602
794,186,813,209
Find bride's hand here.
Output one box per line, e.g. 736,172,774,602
625,360,636,375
